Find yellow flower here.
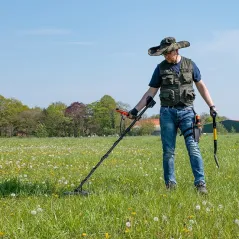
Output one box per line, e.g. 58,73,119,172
105,232,110,239
131,212,136,215
82,233,87,237
125,228,130,233
0,232,4,236
182,228,190,233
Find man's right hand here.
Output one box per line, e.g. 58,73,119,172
128,108,138,119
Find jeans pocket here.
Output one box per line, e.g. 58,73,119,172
160,107,168,116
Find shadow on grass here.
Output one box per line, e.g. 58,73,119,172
0,178,57,197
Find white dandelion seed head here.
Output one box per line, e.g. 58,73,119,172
10,193,16,197
126,221,131,227
206,207,210,212
31,210,37,215
37,208,43,213
202,200,207,206
234,219,239,226
188,225,193,231
218,204,223,210
189,219,195,225
195,205,201,210
153,217,159,221
162,215,168,221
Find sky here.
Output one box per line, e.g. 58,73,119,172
1,0,239,119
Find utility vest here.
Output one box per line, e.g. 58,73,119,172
159,57,195,107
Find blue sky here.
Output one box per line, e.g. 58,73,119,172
1,0,239,119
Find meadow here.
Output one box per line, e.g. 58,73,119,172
0,134,238,239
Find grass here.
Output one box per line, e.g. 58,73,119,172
0,134,238,238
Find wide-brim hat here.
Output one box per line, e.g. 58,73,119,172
148,37,190,56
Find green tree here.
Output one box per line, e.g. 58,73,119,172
0,96,29,136
200,112,228,125
35,123,49,137
16,107,44,136
217,122,228,134
230,126,236,134
44,102,70,137
88,95,117,135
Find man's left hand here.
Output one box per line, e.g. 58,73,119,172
210,105,217,117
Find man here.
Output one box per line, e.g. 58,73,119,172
128,37,217,194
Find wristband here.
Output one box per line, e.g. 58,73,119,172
130,108,138,116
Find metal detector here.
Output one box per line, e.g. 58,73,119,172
64,96,156,196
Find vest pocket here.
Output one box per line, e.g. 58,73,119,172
160,89,175,101
184,89,195,100
162,75,174,85
182,72,192,84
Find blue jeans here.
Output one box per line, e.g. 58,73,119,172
160,106,205,186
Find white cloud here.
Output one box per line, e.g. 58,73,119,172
18,28,71,36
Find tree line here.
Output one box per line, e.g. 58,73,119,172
0,94,230,137
0,94,157,137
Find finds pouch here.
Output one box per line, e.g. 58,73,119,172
180,116,202,143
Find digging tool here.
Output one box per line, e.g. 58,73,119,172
212,112,219,168
64,96,156,196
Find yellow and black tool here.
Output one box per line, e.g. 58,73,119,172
212,113,219,168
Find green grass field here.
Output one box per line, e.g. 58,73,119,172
0,135,238,238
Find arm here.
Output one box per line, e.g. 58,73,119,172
134,87,159,112
195,80,215,108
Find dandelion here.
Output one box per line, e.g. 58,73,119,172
154,217,159,222
234,219,239,226
182,228,190,233
10,193,16,197
202,200,207,206
206,207,210,213
37,207,43,213
105,232,110,239
0,232,4,236
218,204,223,210
125,228,130,233
126,221,131,228
31,210,37,215
82,232,87,237
131,212,136,215
189,219,195,224
195,205,201,210
162,215,168,222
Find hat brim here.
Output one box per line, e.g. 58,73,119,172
148,41,190,56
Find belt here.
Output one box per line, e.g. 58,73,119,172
161,105,192,109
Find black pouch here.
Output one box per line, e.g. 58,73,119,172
193,126,202,143
180,115,202,143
